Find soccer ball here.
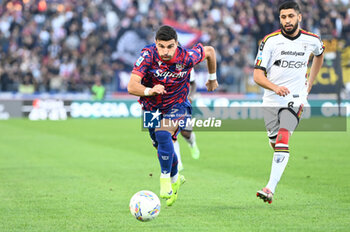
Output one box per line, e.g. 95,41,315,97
129,190,161,222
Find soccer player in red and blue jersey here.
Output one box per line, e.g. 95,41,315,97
128,25,218,206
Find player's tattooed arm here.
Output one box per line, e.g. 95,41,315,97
128,73,167,96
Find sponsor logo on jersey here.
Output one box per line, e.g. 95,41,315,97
155,70,188,79
275,60,307,68
281,51,305,56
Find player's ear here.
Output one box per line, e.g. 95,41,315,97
298,13,302,23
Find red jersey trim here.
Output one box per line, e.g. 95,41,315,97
300,29,320,39
131,70,144,78
262,29,281,43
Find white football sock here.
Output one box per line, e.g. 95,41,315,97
184,132,195,147
266,151,290,193
173,140,183,170
160,173,170,178
171,173,178,184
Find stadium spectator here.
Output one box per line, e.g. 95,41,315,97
0,0,348,94
91,75,105,100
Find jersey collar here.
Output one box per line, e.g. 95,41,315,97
281,29,301,40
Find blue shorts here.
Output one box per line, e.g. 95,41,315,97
148,101,192,148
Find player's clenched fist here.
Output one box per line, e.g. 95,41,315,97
206,80,218,92
150,84,167,95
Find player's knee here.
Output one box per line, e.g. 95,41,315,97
268,134,277,145
155,130,172,144
180,130,191,139
276,128,290,145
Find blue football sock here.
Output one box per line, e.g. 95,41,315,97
155,130,174,175
171,152,178,178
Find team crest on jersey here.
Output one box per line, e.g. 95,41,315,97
302,43,308,51
176,63,185,71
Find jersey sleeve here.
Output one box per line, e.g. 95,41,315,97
187,43,205,67
313,38,325,57
189,69,195,82
131,48,153,78
254,39,273,72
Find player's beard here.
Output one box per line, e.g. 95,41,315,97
161,55,172,61
161,54,173,61
281,22,299,35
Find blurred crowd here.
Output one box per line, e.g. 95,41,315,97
0,0,349,94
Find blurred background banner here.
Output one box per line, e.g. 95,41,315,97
0,0,349,118
4,98,346,120
309,39,349,94
111,27,148,67
0,100,22,119
162,18,202,48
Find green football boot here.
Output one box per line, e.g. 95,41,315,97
160,177,172,199
189,141,200,160
166,174,185,206
180,174,186,185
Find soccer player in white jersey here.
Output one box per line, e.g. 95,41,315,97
253,1,324,204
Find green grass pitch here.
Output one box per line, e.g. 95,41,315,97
0,118,349,231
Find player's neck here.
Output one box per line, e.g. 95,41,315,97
281,28,301,40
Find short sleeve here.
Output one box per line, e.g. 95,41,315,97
254,39,272,72
187,43,205,67
132,48,152,78
189,69,195,82
313,38,325,57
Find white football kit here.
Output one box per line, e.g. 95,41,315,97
254,29,325,140
255,29,324,107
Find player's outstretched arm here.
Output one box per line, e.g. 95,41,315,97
253,69,290,97
307,53,324,93
128,73,166,97
203,46,218,92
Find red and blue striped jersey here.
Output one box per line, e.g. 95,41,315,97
132,43,205,113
